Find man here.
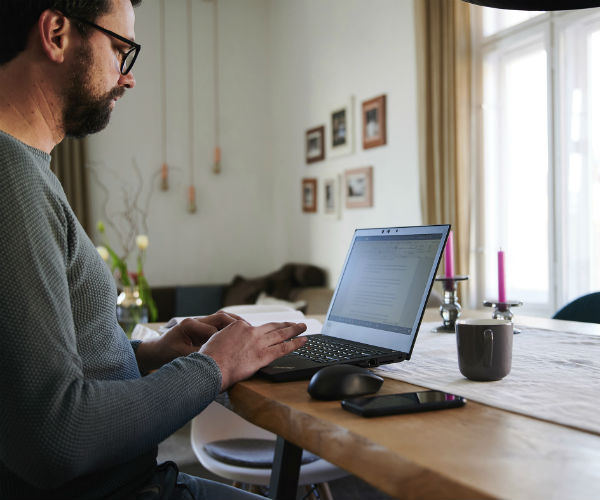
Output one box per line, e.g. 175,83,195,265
0,1,307,498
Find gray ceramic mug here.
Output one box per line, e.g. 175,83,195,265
456,319,513,381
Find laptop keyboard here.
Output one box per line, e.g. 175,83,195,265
292,335,391,364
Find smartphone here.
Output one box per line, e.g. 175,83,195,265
341,390,466,417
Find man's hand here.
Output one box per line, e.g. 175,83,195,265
200,320,307,391
135,312,241,373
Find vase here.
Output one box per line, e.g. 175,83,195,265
116,285,149,337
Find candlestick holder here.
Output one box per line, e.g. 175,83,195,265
433,275,469,333
483,300,523,333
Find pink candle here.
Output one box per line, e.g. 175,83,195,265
498,249,506,303
444,230,454,278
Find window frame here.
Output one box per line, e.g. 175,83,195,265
469,7,600,315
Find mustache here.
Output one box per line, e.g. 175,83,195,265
106,86,126,101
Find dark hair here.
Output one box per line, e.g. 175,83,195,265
0,0,142,65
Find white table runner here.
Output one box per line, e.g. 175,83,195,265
373,322,600,436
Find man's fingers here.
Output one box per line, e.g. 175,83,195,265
262,322,307,346
252,322,307,346
271,335,308,358
205,311,247,329
254,321,299,334
179,317,218,344
188,312,240,331
180,317,217,332
217,311,245,322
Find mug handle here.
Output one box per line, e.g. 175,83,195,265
483,329,494,367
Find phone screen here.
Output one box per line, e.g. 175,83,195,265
341,390,466,417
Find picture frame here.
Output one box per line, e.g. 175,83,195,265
362,94,387,149
324,178,337,214
305,126,325,163
328,96,355,158
302,178,318,212
345,166,373,208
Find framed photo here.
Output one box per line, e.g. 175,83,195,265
302,178,318,212
362,94,387,149
324,178,337,214
345,167,373,208
328,96,355,158
305,126,325,163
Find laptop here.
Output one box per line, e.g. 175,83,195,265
259,224,450,382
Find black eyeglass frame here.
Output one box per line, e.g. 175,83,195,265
69,16,141,75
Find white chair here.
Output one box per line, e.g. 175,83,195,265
190,402,348,498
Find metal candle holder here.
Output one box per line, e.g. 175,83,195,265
433,275,469,333
483,300,523,334
482,300,523,321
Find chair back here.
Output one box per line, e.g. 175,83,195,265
189,402,349,487
553,292,600,323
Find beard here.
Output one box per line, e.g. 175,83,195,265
62,43,125,138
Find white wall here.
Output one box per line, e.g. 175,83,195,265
87,0,276,286
86,0,421,288
268,0,421,286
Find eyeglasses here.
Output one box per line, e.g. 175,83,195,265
69,17,141,75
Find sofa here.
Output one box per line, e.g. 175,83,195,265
151,263,333,321
151,263,443,322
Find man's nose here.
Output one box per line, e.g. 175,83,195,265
119,71,136,89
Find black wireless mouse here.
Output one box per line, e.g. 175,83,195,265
307,364,384,401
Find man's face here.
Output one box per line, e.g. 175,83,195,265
62,42,125,138
61,0,136,138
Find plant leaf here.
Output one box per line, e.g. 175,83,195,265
104,243,130,287
137,274,158,322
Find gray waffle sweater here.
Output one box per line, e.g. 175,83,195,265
0,130,222,499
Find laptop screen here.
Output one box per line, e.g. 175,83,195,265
322,225,449,355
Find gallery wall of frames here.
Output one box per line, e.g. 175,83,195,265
302,94,386,215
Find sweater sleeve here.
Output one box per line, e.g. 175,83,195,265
0,157,222,490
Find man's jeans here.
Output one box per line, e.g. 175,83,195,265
134,462,264,500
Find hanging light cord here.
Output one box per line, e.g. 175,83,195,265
187,0,195,185
160,0,167,167
159,0,170,190
186,0,197,212
213,0,221,174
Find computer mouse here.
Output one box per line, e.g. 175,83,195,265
307,364,384,401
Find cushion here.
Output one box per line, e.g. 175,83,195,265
292,264,326,287
222,263,327,307
223,276,269,306
203,438,320,469
264,265,294,300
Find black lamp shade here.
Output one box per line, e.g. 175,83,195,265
464,0,600,10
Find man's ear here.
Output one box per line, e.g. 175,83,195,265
37,10,71,64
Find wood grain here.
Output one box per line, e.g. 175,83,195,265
229,375,600,499
228,314,600,500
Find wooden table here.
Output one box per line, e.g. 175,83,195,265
226,311,600,499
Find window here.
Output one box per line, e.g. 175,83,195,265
472,7,600,316
481,9,541,37
558,13,600,306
